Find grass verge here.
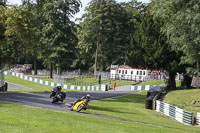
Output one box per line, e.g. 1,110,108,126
163,88,200,115
5,75,76,93
39,77,135,88
5,75,52,92
5,74,181,92
2,75,198,132
39,77,171,89
0,92,200,133
83,91,200,132
138,80,181,87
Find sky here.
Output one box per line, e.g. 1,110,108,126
8,0,150,22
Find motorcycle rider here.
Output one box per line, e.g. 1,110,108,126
72,94,91,109
50,86,62,98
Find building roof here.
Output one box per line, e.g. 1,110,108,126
119,65,132,68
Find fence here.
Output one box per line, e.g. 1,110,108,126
63,70,111,87
196,113,200,125
110,74,147,81
62,69,80,78
37,70,50,77
156,100,194,125
4,71,106,91
0,70,4,87
53,74,64,84
134,83,196,126
131,85,156,91
191,76,200,88
9,64,32,73
64,78,109,87
95,71,110,79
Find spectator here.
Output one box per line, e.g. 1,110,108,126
114,80,116,91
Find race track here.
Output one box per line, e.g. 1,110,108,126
0,91,139,112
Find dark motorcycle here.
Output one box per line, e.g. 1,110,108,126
50,86,66,103
51,92,66,103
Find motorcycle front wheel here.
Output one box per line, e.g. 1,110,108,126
76,105,83,112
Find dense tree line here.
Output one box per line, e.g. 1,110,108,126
0,0,199,89
77,0,129,74
0,0,81,77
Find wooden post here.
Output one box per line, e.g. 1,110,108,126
197,59,199,89
192,112,195,125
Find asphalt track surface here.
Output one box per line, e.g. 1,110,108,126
0,91,139,112
8,82,31,90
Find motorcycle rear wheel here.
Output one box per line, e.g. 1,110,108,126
70,106,74,111
52,98,58,103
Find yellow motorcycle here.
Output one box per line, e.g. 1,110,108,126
70,99,89,112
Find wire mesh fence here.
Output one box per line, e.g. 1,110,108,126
53,74,65,85
50,70,111,86
0,70,5,87
94,71,110,80
37,70,50,77
53,69,81,85
62,69,80,78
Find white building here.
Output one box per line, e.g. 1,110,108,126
110,65,149,81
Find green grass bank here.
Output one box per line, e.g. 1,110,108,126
163,88,200,115
1,75,199,132
0,92,200,133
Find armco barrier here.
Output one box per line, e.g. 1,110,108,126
156,100,194,125
131,85,156,91
196,113,200,125
4,71,106,91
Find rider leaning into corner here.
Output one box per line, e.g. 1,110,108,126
72,94,91,110
50,86,62,98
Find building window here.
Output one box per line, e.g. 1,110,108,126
137,71,139,75
131,71,133,74
140,71,142,75
125,70,127,74
122,70,124,74
119,70,121,73
143,71,145,75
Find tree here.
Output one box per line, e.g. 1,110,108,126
40,0,81,76
0,6,7,68
0,5,35,68
128,3,186,90
122,0,146,68
152,0,200,76
21,0,46,75
0,0,6,7
77,0,129,73
3,5,39,69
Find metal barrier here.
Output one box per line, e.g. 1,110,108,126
110,74,147,81
131,85,156,91
196,112,200,125
53,74,64,85
156,100,194,125
0,70,4,87
0,70,7,92
4,71,106,91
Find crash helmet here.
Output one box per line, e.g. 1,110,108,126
57,86,62,90
86,94,91,100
